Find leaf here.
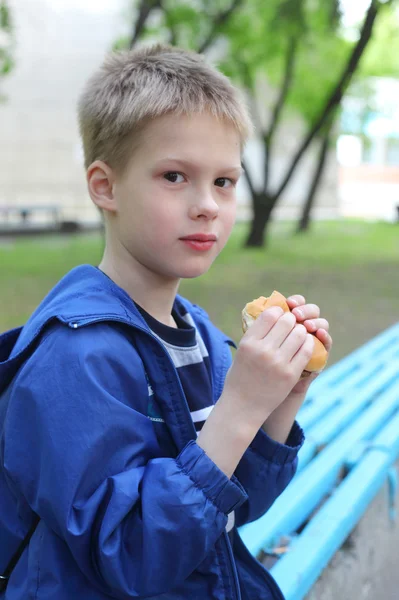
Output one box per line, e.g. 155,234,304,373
117,0,393,137
0,1,11,31
112,36,130,51
359,3,399,78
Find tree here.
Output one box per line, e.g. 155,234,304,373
296,0,399,234
223,0,387,245
115,0,392,247
296,118,335,234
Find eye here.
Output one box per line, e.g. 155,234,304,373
163,172,185,184
215,177,235,189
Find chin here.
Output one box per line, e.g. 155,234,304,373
177,259,215,279
149,252,217,281
175,266,211,279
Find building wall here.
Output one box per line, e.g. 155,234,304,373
0,0,339,226
237,125,339,222
0,0,127,225
339,155,399,223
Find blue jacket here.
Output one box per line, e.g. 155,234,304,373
0,265,304,599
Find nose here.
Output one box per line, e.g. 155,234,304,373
188,189,219,220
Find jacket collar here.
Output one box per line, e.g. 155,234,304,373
11,264,235,358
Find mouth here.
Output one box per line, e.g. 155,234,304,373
180,234,218,242
179,234,217,252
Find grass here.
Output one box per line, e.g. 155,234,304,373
0,219,398,366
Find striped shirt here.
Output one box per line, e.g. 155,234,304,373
135,299,235,533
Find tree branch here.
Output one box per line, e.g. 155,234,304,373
274,0,380,201
265,35,298,146
262,35,298,193
198,0,244,54
235,59,263,133
130,0,163,49
296,118,334,233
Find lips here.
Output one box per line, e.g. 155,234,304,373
180,234,217,242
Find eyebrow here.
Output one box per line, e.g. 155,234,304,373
156,157,244,175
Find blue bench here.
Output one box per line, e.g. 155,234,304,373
238,322,399,600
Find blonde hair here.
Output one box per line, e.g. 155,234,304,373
77,44,253,174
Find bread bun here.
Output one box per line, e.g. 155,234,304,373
242,291,328,378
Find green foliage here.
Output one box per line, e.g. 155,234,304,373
0,0,11,29
117,0,378,132
0,0,14,78
360,4,399,78
112,36,130,52
115,0,395,142
163,3,207,49
340,4,399,137
219,0,351,128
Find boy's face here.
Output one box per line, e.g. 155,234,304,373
109,111,242,282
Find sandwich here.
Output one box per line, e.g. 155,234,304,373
242,291,328,379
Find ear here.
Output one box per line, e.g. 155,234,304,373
87,160,117,213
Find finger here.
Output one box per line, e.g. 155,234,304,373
286,295,306,309
316,329,333,352
280,323,307,358
244,306,284,341
291,304,320,322
266,311,297,347
303,318,329,333
291,334,315,372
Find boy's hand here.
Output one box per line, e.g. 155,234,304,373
286,294,333,395
219,306,315,433
198,298,331,475
260,294,333,444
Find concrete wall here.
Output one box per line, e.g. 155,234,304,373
0,0,339,226
0,0,128,225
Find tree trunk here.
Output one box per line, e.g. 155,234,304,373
245,194,275,247
296,125,332,234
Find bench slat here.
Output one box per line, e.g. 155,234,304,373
239,383,399,556
297,357,399,470
304,323,399,402
271,410,399,600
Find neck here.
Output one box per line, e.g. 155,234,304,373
99,240,180,328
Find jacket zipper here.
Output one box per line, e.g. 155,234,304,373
223,531,241,600
235,531,286,600
219,344,241,600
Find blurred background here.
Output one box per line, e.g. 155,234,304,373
0,0,398,366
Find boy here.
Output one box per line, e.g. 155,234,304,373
0,45,332,599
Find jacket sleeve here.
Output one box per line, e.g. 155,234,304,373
234,421,304,527
221,345,305,527
3,324,248,599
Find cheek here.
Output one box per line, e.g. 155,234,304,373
219,201,236,238
141,203,179,248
